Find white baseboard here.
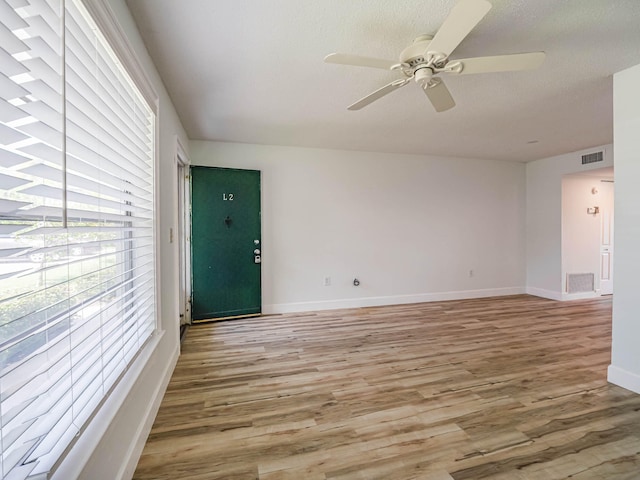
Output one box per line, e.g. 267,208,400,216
526,287,604,302
264,287,526,314
561,291,601,301
608,364,640,394
525,287,563,301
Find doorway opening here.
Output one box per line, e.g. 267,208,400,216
561,167,614,298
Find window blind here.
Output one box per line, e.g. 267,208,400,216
0,0,156,478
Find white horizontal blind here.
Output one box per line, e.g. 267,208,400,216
0,0,156,478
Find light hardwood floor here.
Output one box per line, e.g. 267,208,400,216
133,294,640,479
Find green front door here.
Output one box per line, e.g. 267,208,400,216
191,166,261,321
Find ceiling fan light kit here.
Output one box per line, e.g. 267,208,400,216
325,0,545,113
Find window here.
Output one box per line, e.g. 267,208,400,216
0,0,156,478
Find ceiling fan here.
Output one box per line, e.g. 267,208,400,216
324,0,545,112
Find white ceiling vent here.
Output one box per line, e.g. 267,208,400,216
581,151,604,165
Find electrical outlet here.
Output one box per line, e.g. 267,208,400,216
323,276,331,286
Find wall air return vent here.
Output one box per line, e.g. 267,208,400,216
581,151,604,165
566,273,594,293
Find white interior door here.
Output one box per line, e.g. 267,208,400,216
599,181,614,295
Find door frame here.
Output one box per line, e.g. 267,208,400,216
176,137,192,324
599,179,614,295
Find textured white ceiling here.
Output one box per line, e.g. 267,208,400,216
126,0,640,162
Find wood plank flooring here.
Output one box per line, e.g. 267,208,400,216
133,294,640,479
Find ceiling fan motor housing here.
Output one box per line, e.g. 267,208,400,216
414,66,434,85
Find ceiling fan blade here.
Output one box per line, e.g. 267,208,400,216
324,53,397,70
347,79,409,110
453,52,546,74
425,0,492,59
422,78,455,112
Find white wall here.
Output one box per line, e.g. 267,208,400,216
608,63,640,394
525,144,613,299
53,1,188,478
561,175,614,296
190,141,526,313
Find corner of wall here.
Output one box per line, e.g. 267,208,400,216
608,365,640,395
525,287,562,301
609,62,640,394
